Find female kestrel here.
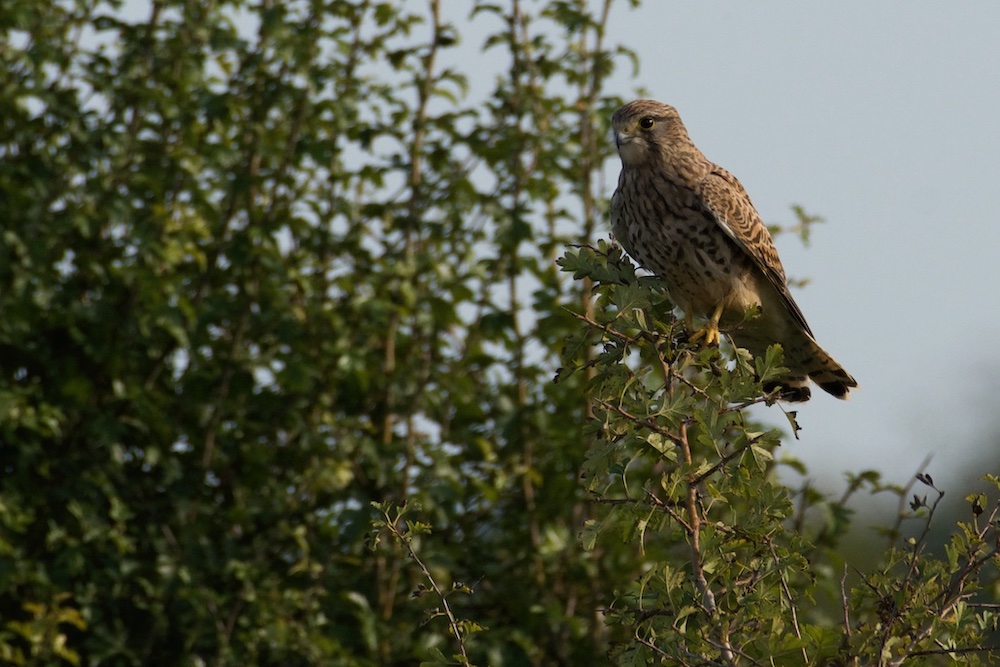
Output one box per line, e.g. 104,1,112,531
610,99,856,401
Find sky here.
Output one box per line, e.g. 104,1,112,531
596,3,1000,512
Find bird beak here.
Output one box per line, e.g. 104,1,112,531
614,128,634,150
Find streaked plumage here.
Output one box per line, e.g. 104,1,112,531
610,99,856,401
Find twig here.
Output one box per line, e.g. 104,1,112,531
678,422,717,615
382,511,473,665
840,564,852,640
595,399,684,445
885,455,933,548
766,539,807,664
692,438,757,486
634,631,731,667
703,629,762,666
647,489,692,532
908,645,1000,657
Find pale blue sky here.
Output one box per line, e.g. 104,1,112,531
604,3,1000,504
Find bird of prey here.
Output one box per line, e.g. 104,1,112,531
609,99,856,401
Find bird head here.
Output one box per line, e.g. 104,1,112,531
612,99,690,167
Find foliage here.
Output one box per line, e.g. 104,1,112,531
0,0,634,664
559,243,1000,665
0,1,997,666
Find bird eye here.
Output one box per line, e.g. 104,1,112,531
639,117,655,129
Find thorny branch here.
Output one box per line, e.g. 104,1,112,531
380,508,474,666
678,422,716,617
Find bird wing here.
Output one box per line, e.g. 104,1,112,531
698,166,814,337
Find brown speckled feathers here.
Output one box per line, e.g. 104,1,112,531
610,99,856,400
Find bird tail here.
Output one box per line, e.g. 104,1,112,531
732,328,857,401
801,339,857,399
743,336,857,401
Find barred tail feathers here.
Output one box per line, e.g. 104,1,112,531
734,328,856,401
802,338,857,399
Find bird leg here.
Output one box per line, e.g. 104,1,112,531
688,303,725,347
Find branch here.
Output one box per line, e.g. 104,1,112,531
594,399,684,446
380,508,474,666
766,539,807,664
884,455,933,548
678,422,717,615
907,645,1000,657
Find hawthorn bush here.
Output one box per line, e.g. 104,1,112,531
554,242,1000,666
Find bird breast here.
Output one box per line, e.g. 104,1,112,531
611,169,762,322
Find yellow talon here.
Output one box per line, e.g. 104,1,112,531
688,303,725,347
689,323,720,347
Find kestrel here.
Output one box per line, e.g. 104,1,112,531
609,99,856,401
